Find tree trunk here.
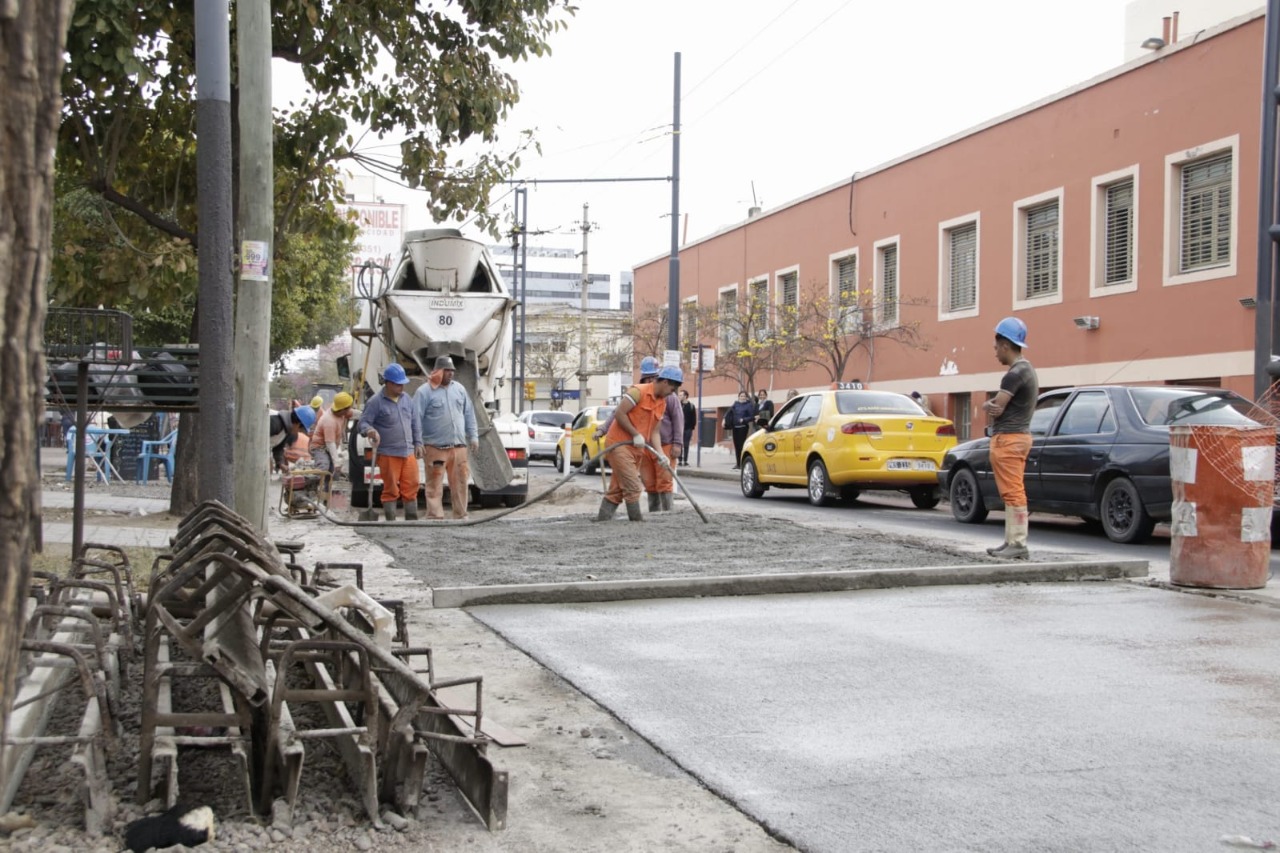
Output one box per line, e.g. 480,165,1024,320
0,0,75,748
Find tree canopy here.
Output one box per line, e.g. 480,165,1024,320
52,0,576,352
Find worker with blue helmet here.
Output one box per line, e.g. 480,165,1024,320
596,360,685,522
639,355,660,376
356,363,423,521
982,317,1039,560
598,361,687,513
268,404,317,474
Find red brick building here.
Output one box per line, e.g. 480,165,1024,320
632,10,1263,442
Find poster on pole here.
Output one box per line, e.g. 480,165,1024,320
344,202,405,292
691,347,715,372
663,349,681,368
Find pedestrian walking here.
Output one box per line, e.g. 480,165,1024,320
679,389,696,465
357,363,423,521
596,366,683,522
414,355,479,520
724,391,756,469
983,317,1038,559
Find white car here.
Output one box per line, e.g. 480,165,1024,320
518,409,574,462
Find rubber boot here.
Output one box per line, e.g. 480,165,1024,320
647,493,661,512
659,492,674,511
403,501,419,521
383,502,398,522
625,501,644,522
594,498,619,522
987,507,1029,559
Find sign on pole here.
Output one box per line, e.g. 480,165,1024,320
691,346,715,372
663,349,681,367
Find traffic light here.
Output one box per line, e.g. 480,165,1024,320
524,381,536,401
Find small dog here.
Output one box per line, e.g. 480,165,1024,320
123,804,216,852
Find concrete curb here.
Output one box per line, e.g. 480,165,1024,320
432,559,1150,608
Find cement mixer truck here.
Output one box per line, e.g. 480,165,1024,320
343,228,528,510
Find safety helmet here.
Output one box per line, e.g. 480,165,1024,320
331,391,354,413
382,363,408,384
292,405,316,432
639,356,660,376
309,395,323,410
433,355,456,371
657,365,684,385
994,316,1028,349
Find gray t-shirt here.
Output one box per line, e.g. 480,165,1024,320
993,358,1038,434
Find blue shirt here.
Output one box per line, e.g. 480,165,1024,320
414,380,478,447
357,389,421,458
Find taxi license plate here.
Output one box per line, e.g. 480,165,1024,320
887,459,936,471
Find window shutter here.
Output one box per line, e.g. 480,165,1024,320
1180,152,1232,272
948,223,977,311
881,244,898,324
1103,180,1134,285
1024,201,1059,298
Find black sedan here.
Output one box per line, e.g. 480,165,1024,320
937,385,1265,543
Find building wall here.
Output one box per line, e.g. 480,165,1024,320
1123,0,1261,59
633,11,1263,436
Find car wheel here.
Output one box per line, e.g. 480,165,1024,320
554,447,566,472
949,467,989,524
478,492,502,510
807,459,835,506
910,486,942,509
583,444,597,474
503,494,527,508
740,456,765,498
839,486,861,503
1099,477,1155,544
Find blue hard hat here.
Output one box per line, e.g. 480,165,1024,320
657,365,684,385
292,405,316,432
382,363,408,384
994,316,1028,348
639,356,660,376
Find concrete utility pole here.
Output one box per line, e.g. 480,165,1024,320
195,0,235,504
578,203,593,407
232,0,273,529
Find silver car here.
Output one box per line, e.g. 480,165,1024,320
518,409,574,462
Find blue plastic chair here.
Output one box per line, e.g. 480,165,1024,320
64,427,110,482
137,429,178,483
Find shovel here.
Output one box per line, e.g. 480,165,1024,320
360,444,380,521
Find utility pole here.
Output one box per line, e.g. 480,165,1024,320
578,203,593,407
195,0,235,505
667,52,682,352
232,0,273,529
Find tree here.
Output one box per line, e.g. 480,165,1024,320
1,0,75,751
789,283,930,385
705,291,804,395
630,302,669,368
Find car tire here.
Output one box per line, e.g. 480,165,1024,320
740,456,766,498
554,447,567,472
807,459,835,506
503,494,527,508
949,467,989,524
1099,477,1155,544
478,492,502,510
910,485,942,509
583,444,597,474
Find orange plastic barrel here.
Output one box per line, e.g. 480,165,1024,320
1168,424,1273,589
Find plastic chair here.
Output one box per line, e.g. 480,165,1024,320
136,429,178,483
64,427,110,483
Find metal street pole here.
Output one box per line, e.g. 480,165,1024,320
232,0,273,529
195,0,235,504
696,344,704,468
578,202,591,407
667,52,682,353
1256,0,1280,398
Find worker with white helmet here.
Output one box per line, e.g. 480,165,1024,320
983,317,1039,559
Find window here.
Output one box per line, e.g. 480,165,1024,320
1090,167,1138,296
1055,391,1115,437
1013,189,1064,308
1180,152,1232,272
794,395,823,428
777,268,798,336
874,238,899,326
832,252,859,333
947,222,977,312
1028,392,1069,436
748,277,769,339
718,287,738,350
1164,136,1238,286
1103,180,1134,285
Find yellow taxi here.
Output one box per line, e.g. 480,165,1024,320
556,405,615,473
740,388,956,507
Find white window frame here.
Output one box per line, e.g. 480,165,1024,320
1012,187,1065,310
1163,134,1239,287
937,212,980,321
775,264,799,337
828,248,860,334
873,236,900,328
1090,165,1139,297
717,284,739,351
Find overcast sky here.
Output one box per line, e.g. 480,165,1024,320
354,0,1136,284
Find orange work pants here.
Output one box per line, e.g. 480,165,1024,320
639,443,676,494
377,454,420,507
605,444,645,506
990,433,1032,507
424,445,471,519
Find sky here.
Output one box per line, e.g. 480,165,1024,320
347,0,1139,286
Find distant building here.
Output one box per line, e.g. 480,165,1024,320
491,244,611,309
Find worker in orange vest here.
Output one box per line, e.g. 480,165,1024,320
596,366,683,522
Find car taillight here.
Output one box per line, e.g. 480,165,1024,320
936,424,956,437
841,422,882,436
528,427,535,439
507,448,526,461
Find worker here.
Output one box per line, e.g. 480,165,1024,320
310,395,325,418
414,355,479,520
596,365,683,522
982,317,1038,559
269,405,315,474
357,363,423,521
596,356,684,511
310,391,355,476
